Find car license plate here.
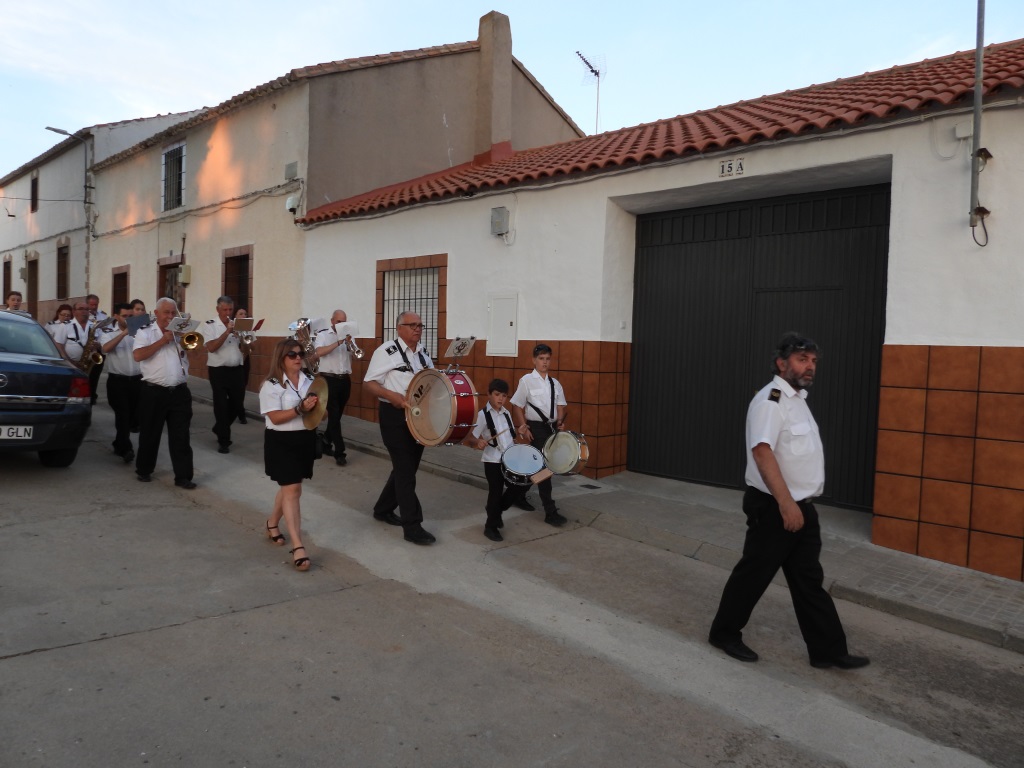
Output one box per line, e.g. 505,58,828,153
1,425,33,439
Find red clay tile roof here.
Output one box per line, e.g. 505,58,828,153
302,38,1024,224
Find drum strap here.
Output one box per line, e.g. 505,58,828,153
484,408,514,448
394,342,429,373
527,377,556,423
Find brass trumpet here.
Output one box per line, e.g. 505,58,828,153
172,311,205,351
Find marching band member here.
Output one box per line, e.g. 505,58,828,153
362,311,436,545
133,297,195,489
203,296,246,454
86,294,108,403
100,303,141,463
53,301,93,366
312,309,353,466
510,343,569,527
259,338,321,571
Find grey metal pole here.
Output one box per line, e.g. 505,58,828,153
969,0,985,227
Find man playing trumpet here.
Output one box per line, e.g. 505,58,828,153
99,303,142,463
312,309,355,466
204,296,246,454
133,297,196,489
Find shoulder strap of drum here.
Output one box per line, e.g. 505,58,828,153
483,408,498,448
527,377,556,423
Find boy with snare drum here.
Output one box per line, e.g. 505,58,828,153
463,379,526,542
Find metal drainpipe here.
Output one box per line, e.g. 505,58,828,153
969,0,986,228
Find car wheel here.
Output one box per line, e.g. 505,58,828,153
39,448,79,467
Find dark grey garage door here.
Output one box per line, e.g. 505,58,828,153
629,184,889,509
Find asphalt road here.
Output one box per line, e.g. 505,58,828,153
1,397,1021,767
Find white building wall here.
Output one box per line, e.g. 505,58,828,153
305,103,1024,349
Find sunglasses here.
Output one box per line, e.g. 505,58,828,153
283,350,305,359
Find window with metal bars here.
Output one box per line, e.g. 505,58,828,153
382,267,438,358
162,143,185,211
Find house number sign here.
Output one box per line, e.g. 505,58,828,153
718,157,745,178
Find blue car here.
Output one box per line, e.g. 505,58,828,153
0,309,91,467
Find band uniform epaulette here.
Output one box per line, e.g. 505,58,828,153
205,319,215,324
303,371,313,381
384,344,398,356
769,388,782,402
139,321,153,330
268,377,280,386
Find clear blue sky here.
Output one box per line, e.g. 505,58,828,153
2,0,1022,177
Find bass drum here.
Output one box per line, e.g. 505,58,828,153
406,368,479,446
500,444,548,486
543,430,589,475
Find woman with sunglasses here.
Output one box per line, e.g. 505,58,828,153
259,339,321,571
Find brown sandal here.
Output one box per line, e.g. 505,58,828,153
266,520,285,546
290,546,310,571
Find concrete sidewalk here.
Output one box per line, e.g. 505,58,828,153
216,378,1024,654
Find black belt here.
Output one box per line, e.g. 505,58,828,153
144,382,187,390
108,373,142,379
320,372,350,378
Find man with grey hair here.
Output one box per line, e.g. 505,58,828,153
203,296,245,453
708,332,868,669
362,311,436,544
132,297,195,489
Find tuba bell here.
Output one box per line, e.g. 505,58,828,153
288,318,320,374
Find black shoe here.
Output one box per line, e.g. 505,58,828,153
514,497,535,511
544,510,567,527
810,654,870,670
335,455,347,466
709,637,759,662
174,479,197,490
483,527,503,542
238,415,248,425
218,444,230,454
403,525,436,545
136,473,152,483
373,511,403,526
123,449,135,464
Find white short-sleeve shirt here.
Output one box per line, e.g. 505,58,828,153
135,323,189,386
363,339,432,401
314,328,352,375
99,328,139,376
204,317,243,367
54,319,92,362
259,373,314,431
471,404,516,463
745,374,825,501
510,370,566,423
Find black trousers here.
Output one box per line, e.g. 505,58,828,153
135,382,193,482
527,420,557,512
709,487,848,660
322,374,351,457
374,402,424,528
209,365,245,446
484,461,525,528
106,373,141,455
88,358,103,404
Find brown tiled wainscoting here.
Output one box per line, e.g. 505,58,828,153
873,345,1024,581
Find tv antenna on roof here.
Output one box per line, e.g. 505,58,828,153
576,51,605,135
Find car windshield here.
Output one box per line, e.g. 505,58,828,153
0,318,62,356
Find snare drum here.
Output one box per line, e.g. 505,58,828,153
543,430,590,475
406,368,479,446
500,444,550,486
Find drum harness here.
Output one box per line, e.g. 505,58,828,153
527,377,557,426
484,408,514,448
393,342,429,374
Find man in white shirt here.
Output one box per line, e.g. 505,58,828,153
313,309,354,466
363,311,436,545
708,333,869,670
203,296,245,454
54,301,93,366
133,297,195,489
100,303,141,462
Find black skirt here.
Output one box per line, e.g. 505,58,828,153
264,428,316,485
